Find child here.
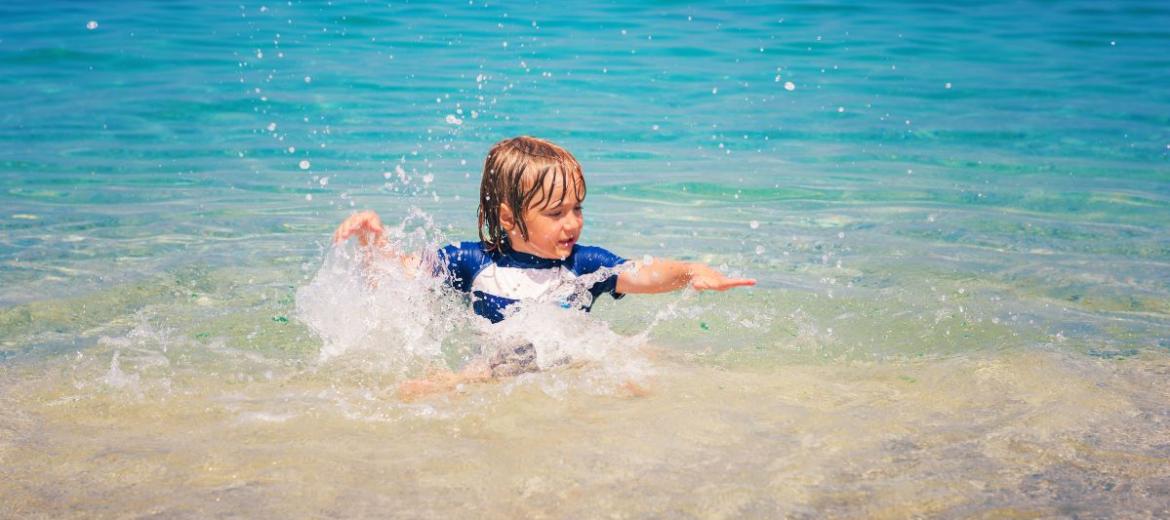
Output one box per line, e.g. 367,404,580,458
333,136,754,395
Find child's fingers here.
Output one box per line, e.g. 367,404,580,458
713,278,756,291
332,222,356,244
693,277,756,291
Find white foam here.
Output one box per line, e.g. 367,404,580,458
295,210,654,388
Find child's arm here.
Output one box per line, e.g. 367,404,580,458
615,258,755,294
333,210,421,275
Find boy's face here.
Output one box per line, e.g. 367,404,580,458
503,175,583,260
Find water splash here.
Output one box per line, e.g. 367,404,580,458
294,210,653,390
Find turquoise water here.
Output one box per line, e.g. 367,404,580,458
3,1,1170,517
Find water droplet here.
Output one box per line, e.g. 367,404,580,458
749,220,760,229
299,160,311,170
945,82,952,89
266,122,277,132
755,245,765,255
711,87,718,95
305,194,313,201
445,114,463,125
319,177,329,186
86,21,99,30
304,76,312,83
784,81,795,91
837,106,844,113
651,124,660,131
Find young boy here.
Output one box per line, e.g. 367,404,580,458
333,136,754,392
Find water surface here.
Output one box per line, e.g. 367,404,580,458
2,1,1169,517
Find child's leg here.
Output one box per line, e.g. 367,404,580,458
396,342,540,400
396,342,583,400
396,361,491,401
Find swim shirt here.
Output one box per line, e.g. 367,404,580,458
436,241,627,323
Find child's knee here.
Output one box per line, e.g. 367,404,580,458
489,342,539,377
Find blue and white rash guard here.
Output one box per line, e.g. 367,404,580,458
436,241,627,323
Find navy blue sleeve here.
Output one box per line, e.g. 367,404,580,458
569,245,627,300
436,242,490,293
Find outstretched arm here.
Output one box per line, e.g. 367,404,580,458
615,258,755,294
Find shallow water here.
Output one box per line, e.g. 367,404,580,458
2,0,1170,517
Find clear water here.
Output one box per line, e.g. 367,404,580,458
3,1,1169,517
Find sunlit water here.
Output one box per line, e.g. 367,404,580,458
2,1,1169,517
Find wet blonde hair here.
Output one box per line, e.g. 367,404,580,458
478,136,586,252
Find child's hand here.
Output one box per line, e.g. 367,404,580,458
333,210,386,246
688,263,756,292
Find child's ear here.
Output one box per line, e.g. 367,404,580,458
498,204,516,232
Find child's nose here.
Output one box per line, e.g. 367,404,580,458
563,214,581,232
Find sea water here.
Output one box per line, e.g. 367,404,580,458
2,1,1169,517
